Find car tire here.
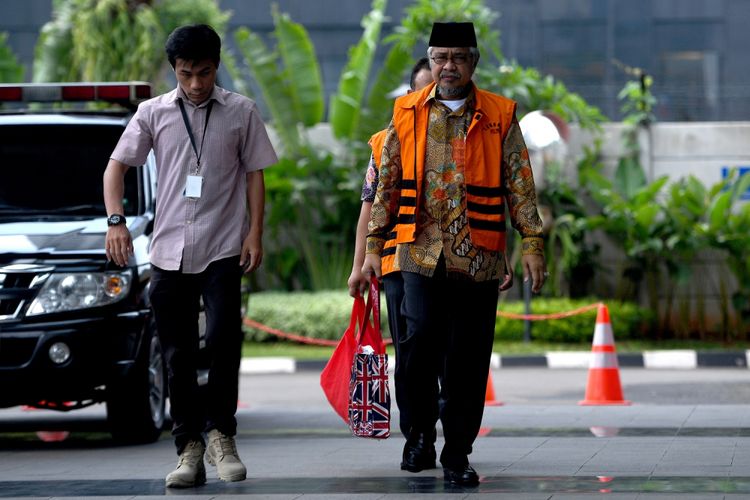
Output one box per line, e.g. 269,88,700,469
106,320,167,443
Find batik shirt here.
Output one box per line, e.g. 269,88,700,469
360,154,378,202
368,85,544,282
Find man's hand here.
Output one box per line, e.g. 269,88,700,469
499,253,514,291
105,225,133,267
361,253,382,283
347,267,369,297
522,253,547,294
240,232,263,273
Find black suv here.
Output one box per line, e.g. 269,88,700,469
0,82,166,443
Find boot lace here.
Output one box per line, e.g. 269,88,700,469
178,441,204,467
211,432,238,460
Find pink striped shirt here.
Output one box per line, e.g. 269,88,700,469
111,85,277,273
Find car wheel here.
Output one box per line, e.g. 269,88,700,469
106,321,167,443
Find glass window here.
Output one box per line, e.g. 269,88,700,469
0,124,139,217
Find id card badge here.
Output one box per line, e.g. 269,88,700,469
185,174,203,198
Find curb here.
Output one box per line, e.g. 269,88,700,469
240,350,750,374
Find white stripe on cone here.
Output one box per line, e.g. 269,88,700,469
589,352,619,369
592,322,615,347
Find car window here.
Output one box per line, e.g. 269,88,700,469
0,124,139,217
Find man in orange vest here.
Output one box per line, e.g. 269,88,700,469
362,22,547,487
348,57,433,299
349,59,515,442
348,58,432,440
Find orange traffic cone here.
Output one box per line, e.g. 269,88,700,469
479,370,503,436
579,303,630,405
485,370,503,406
597,476,614,494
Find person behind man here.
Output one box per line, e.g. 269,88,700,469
348,57,432,438
103,24,277,488
362,22,546,487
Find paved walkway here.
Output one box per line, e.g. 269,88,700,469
2,370,750,498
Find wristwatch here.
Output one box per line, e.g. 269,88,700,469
107,214,126,227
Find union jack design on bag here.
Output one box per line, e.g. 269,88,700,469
348,351,390,438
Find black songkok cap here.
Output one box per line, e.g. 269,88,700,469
428,22,477,48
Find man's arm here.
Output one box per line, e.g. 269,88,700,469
349,153,380,296
502,117,547,293
241,170,265,273
103,159,133,267
362,122,401,280
349,201,373,296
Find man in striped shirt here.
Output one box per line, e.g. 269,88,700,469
104,24,277,488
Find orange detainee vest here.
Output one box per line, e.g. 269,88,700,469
368,129,387,170
367,128,395,274
385,83,516,260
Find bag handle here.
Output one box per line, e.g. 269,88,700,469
361,278,379,336
348,295,366,340
358,278,384,351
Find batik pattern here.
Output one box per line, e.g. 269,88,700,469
368,85,544,279
360,153,379,203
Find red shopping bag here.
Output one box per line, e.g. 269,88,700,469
320,295,366,422
348,279,390,438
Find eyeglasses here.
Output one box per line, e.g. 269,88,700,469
430,53,472,66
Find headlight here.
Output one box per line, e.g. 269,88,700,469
26,270,132,316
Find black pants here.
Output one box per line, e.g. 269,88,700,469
400,259,498,468
149,256,243,454
383,273,410,437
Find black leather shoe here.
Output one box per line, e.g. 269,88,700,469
443,464,479,487
400,433,437,472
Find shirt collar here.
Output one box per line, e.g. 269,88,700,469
427,84,476,115
168,85,226,107
425,84,439,106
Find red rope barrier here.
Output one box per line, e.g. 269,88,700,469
244,302,603,345
243,317,394,346
496,302,602,321
243,317,339,346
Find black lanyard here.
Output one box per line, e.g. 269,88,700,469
178,98,214,172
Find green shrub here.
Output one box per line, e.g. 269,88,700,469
245,291,650,344
495,297,653,343
0,32,24,83
245,290,391,342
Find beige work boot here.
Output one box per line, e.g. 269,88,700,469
206,429,247,482
165,440,206,488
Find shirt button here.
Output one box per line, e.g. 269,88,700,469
186,220,192,225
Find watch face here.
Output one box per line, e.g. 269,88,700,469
108,214,124,226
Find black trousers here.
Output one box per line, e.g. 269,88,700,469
383,273,409,437
149,256,243,454
400,259,499,468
